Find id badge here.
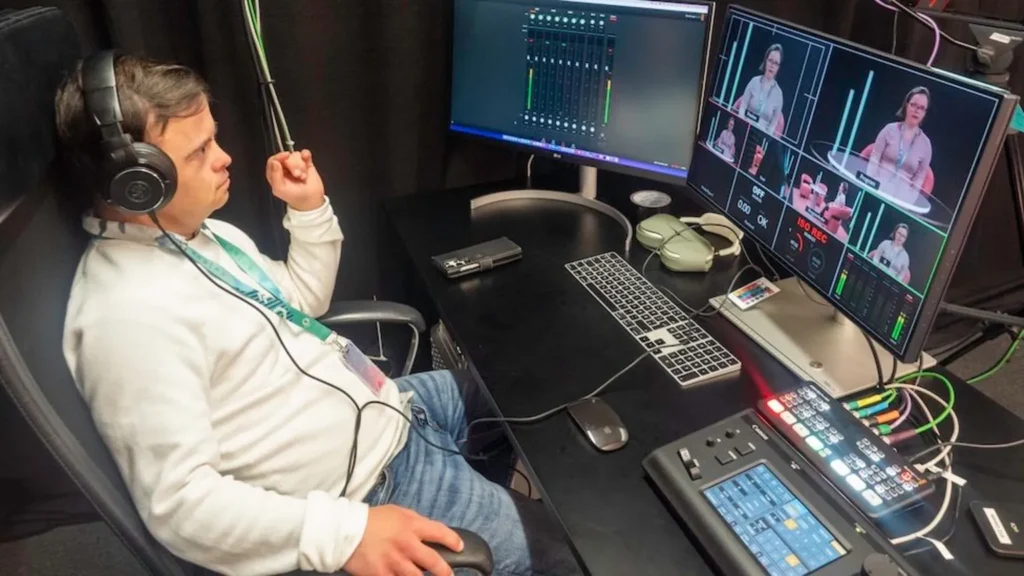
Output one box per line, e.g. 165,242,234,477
340,342,388,397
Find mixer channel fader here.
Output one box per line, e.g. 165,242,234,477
523,7,616,139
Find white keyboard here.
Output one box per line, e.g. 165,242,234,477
566,252,742,387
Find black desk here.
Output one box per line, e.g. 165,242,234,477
383,177,1024,576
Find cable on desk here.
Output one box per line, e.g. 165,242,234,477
901,479,963,557
883,384,958,546
894,391,962,559
747,238,780,281
888,390,914,429
652,264,765,320
462,262,758,442
928,325,983,360
965,329,1023,384
797,278,829,307
882,372,954,445
892,384,959,471
909,436,1024,463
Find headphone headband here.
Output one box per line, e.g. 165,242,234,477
82,51,131,149
679,213,744,258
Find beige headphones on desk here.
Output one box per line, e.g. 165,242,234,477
636,212,744,272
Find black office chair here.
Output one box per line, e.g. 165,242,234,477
0,7,492,576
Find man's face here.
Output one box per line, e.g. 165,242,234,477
147,99,232,225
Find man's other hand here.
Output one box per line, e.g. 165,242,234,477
344,505,464,576
266,149,325,212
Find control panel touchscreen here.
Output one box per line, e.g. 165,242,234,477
703,463,848,575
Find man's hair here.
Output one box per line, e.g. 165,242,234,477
54,52,210,211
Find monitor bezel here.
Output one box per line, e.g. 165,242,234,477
446,0,717,187
697,4,1020,362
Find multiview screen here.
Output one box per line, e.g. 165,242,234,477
687,7,1005,358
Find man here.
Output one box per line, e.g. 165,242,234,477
56,53,578,576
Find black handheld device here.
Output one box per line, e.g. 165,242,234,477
970,501,1024,559
431,237,523,279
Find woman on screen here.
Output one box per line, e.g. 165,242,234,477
868,223,911,284
866,87,934,193
738,44,785,135
833,181,848,208
714,116,737,159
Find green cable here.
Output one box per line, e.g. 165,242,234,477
852,389,898,417
247,0,267,61
894,371,954,435
967,330,1023,384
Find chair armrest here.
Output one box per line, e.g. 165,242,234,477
318,300,426,333
428,527,495,575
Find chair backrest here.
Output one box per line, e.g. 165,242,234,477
0,8,193,576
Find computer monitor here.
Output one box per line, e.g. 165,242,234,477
449,0,714,185
690,6,1018,396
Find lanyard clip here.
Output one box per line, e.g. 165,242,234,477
326,332,348,354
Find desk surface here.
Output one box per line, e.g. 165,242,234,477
384,175,1024,576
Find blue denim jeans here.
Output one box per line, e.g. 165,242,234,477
364,370,582,576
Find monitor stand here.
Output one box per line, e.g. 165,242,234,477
708,277,936,399
470,165,634,257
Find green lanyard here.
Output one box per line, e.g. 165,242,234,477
157,228,337,345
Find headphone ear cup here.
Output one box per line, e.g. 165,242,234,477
107,142,177,213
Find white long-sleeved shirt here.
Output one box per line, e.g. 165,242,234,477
62,198,410,575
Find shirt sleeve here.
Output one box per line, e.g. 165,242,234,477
70,313,367,575
257,197,344,318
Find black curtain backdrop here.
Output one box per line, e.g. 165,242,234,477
3,0,1024,543
2,0,1020,305
0,0,518,302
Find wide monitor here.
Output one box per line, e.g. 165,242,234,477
690,5,1018,373
449,0,714,183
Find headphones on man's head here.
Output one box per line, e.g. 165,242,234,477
82,50,177,213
